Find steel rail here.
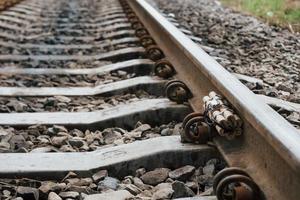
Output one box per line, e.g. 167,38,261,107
127,0,300,199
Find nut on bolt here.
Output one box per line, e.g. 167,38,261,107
135,28,148,38
154,59,175,78
132,21,144,30
181,112,210,143
140,35,155,47
213,167,262,200
165,80,191,104
146,45,165,61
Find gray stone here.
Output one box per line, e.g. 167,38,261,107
37,135,50,144
55,96,71,103
173,123,182,135
172,181,195,198
13,198,24,200
124,183,142,195
17,186,39,200
68,138,85,148
7,100,27,112
84,190,133,200
3,190,11,197
48,192,62,200
68,185,89,193
152,183,174,200
133,177,152,191
133,124,151,132
52,136,68,147
203,164,215,176
160,128,173,136
0,141,10,149
200,187,214,196
9,135,26,149
92,170,108,183
58,191,79,199
135,168,146,177
47,127,59,136
66,178,93,187
102,129,122,144
197,174,214,188
30,147,56,153
59,144,75,152
70,129,84,137
185,181,199,193
140,168,170,185
52,125,68,133
117,70,127,76
127,131,142,139
65,178,80,185
98,177,120,191
169,165,195,181
39,181,63,193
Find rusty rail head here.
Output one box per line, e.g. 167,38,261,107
126,0,300,199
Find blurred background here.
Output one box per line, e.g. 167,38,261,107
222,0,300,32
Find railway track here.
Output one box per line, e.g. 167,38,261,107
0,0,299,200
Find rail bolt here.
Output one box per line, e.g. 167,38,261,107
129,16,140,23
146,45,165,61
119,1,126,6
165,80,190,104
122,4,130,9
213,168,262,200
140,35,155,47
127,13,136,19
135,28,149,38
132,21,144,30
123,8,132,13
154,59,175,78
181,112,210,143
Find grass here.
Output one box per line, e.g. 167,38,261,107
221,0,300,32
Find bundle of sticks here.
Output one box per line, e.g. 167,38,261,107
203,91,243,139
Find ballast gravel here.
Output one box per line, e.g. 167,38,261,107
149,0,300,104
0,121,181,153
148,0,300,129
0,159,225,200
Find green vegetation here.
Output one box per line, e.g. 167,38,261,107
221,0,300,32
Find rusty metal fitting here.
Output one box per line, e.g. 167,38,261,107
213,168,262,200
120,1,127,5
135,28,149,38
121,4,130,9
129,16,140,23
124,8,132,14
140,35,155,47
203,91,243,139
165,80,191,104
127,12,136,19
125,10,134,15
119,1,126,5
131,21,144,30
181,112,211,143
146,45,165,61
154,59,175,78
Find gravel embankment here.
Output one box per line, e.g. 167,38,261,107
149,0,300,128
0,159,225,199
0,71,135,87
0,91,154,113
0,121,181,153
150,0,300,103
